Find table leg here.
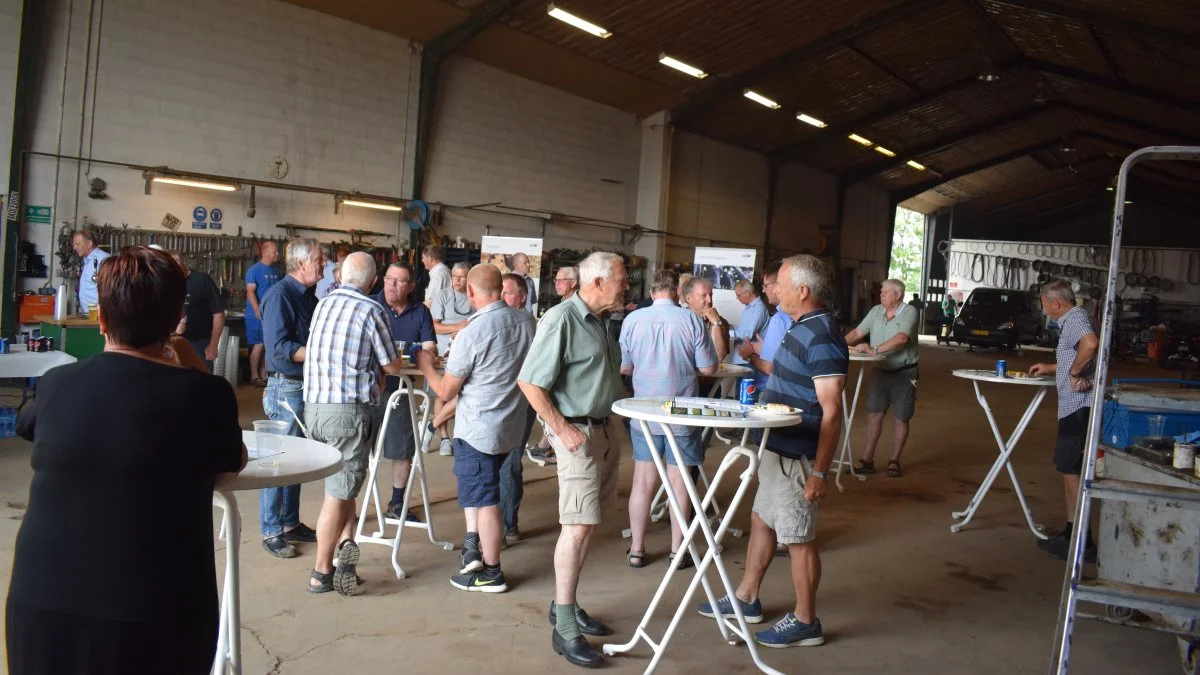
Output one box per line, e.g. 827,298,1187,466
833,366,867,492
603,421,783,675
212,490,242,675
639,445,741,538
710,379,735,445
950,383,1049,539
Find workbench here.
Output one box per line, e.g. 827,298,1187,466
37,316,105,360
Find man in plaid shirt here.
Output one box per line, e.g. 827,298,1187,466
303,252,408,596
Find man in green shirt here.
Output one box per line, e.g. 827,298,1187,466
939,292,958,343
517,251,628,669
844,279,919,477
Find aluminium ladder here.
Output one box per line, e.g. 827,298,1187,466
1049,146,1200,674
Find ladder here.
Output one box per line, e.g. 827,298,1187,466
1050,146,1200,673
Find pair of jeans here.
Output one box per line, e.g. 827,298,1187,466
499,406,537,532
259,377,304,537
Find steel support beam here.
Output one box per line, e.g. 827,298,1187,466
1034,61,1199,111
987,0,1200,47
3,0,40,337
1062,101,1200,146
671,0,944,124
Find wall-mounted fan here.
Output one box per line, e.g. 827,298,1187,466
402,200,429,231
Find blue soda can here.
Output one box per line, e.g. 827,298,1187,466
0,338,9,354
738,378,757,404
996,359,1007,378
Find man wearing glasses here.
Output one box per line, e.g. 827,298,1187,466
427,262,476,456
370,263,436,520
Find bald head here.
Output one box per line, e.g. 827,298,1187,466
466,264,502,309
340,251,376,292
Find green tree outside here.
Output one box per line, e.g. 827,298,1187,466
889,207,925,297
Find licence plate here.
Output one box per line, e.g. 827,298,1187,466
971,329,989,336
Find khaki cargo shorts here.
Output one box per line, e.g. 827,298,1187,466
305,402,375,501
752,452,817,545
544,419,621,526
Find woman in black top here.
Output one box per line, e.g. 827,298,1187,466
6,246,246,675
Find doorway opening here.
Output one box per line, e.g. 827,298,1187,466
889,206,926,304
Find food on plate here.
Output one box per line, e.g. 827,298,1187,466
751,403,795,413
1006,370,1030,379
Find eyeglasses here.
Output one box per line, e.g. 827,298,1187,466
555,278,573,284
451,275,469,281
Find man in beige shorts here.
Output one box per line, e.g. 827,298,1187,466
518,252,628,669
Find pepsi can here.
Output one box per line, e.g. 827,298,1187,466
738,378,757,405
996,359,1007,378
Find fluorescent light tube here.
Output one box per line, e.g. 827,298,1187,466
659,54,707,79
743,90,781,109
547,4,611,38
152,177,237,192
342,199,404,212
874,146,896,157
848,133,872,146
796,113,826,128
906,160,926,170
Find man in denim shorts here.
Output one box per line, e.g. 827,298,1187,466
302,253,407,597
419,265,534,592
698,255,847,649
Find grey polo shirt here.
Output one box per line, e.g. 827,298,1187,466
431,287,474,356
518,293,623,420
445,301,536,455
856,303,919,371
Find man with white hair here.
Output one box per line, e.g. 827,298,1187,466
304,252,407,596
518,251,628,668
511,252,538,315
525,265,582,467
682,276,730,362
732,279,769,366
245,240,281,386
1029,280,1099,562
421,245,451,305
426,261,476,456
419,265,535,592
258,238,323,559
844,278,919,478
699,254,847,649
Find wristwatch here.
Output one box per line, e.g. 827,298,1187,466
810,470,828,480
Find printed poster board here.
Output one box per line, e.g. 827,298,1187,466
481,236,543,308
693,247,757,325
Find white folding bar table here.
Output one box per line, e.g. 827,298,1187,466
950,368,1054,539
606,398,802,675
354,372,455,579
212,431,342,675
832,352,888,492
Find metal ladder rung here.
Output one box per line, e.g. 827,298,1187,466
1087,478,1200,510
1074,579,1200,616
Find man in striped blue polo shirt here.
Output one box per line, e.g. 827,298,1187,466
699,254,847,649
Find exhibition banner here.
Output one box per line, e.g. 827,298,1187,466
481,236,543,308
694,246,757,325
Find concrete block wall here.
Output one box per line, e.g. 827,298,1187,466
666,130,768,266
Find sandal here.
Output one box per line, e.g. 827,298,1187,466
333,540,360,596
308,569,333,594
856,459,876,475
887,460,902,478
627,548,647,568
670,550,695,571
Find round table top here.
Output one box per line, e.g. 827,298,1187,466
952,368,1054,386
713,363,753,379
613,397,803,430
0,349,77,378
849,352,888,363
226,429,343,491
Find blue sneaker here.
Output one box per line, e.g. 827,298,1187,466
754,613,824,648
697,595,763,623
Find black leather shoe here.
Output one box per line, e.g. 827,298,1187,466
262,535,297,559
549,601,611,637
283,523,317,543
552,630,605,669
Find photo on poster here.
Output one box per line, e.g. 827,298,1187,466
480,236,544,300
695,263,754,291
694,247,757,325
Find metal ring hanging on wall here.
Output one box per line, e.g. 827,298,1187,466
1017,244,1029,256
986,242,997,253
1001,243,1014,254
971,254,986,283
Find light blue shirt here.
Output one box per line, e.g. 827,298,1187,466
619,298,718,436
314,261,337,299
755,305,794,390
77,247,111,311
732,296,769,365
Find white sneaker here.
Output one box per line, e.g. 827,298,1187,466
421,425,436,454
439,438,453,456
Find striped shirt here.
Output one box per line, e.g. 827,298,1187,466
303,286,398,405
619,298,718,437
1055,305,1096,419
762,308,849,460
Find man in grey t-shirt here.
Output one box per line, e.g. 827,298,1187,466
418,264,534,593
425,262,476,456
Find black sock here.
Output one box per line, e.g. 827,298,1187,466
484,562,501,571
391,487,405,506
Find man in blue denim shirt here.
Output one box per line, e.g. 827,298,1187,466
258,237,324,558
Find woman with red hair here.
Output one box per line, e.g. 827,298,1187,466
6,246,246,675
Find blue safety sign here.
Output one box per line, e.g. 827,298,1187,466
210,208,223,222
193,206,208,222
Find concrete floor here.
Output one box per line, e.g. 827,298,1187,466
0,340,1187,674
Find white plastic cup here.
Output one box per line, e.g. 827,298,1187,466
1173,442,1196,471
254,420,289,469
1147,414,1166,439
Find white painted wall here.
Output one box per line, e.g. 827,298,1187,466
842,183,893,318
666,130,768,266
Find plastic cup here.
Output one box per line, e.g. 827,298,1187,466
1147,414,1166,439
254,420,289,468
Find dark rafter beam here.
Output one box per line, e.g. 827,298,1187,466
996,194,1112,230
987,0,1199,47
424,0,521,56
844,105,1052,185
1034,61,1199,111
1061,101,1200,145
670,0,944,123
844,41,919,93
1087,24,1123,81
770,62,1023,161
959,158,1112,219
